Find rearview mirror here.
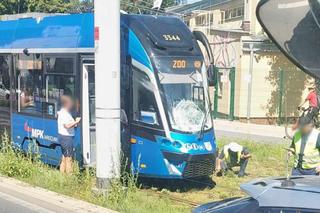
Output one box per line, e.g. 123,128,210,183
256,0,320,78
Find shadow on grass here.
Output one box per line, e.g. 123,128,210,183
138,176,217,192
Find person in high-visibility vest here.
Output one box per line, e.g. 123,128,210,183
289,120,320,176
216,142,251,177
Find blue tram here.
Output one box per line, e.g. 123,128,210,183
0,13,217,179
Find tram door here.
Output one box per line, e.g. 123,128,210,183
82,63,96,166
0,55,12,136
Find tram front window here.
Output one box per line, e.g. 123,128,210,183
132,67,160,126
159,71,212,133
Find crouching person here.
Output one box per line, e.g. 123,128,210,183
216,142,251,177
57,95,81,174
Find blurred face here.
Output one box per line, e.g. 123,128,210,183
62,96,74,111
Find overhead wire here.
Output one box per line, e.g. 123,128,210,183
120,0,183,17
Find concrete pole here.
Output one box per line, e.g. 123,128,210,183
94,0,121,188
246,43,254,122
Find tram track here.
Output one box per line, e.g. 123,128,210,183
144,189,201,208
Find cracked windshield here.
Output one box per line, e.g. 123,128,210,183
157,57,212,133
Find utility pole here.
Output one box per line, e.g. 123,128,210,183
94,0,121,188
246,43,254,122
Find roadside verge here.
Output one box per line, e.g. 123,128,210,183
0,176,117,213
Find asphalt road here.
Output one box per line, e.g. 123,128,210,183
0,186,59,213
215,129,288,144
0,177,115,213
0,191,49,213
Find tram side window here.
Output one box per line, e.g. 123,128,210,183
46,58,74,74
0,56,11,107
44,75,75,117
43,57,76,117
16,54,43,115
132,67,160,126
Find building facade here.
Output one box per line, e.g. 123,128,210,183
168,0,312,124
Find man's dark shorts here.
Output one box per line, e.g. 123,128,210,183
58,134,74,157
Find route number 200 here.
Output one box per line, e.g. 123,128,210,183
173,60,186,69
163,34,181,41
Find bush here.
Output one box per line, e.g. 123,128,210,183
0,132,38,178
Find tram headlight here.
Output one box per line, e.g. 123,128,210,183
161,138,171,146
161,139,182,149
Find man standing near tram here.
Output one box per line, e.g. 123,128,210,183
57,95,81,174
289,118,320,176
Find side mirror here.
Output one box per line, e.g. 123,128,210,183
207,64,217,86
120,109,128,126
256,0,320,78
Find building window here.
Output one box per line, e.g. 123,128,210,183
195,15,206,26
195,13,214,26
223,5,244,22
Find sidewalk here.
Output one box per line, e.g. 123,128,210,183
213,119,288,143
0,176,116,213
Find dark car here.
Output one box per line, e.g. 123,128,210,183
193,176,320,213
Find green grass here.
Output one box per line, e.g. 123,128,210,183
0,131,188,213
0,131,291,213
169,138,291,204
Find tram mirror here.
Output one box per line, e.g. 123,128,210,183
256,0,320,78
141,111,158,125
207,64,216,86
120,109,128,125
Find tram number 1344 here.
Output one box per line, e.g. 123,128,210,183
163,34,181,41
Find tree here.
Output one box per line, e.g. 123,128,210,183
162,0,175,8
26,0,71,13
0,0,175,15
0,0,94,15
0,0,27,15
68,0,94,13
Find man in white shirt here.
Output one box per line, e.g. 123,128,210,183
57,95,81,174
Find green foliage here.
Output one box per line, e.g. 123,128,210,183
0,0,174,16
0,0,93,15
0,130,290,212
0,0,25,15
0,132,188,213
0,132,39,178
162,0,175,8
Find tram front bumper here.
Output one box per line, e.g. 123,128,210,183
162,151,216,178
